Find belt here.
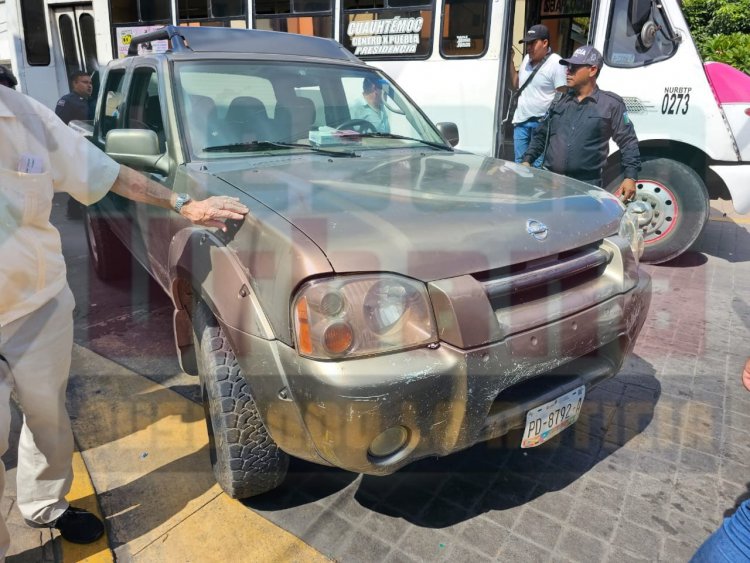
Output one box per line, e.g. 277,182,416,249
518,116,544,124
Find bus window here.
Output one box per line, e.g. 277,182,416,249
111,0,171,23
79,14,100,73
20,0,51,66
254,0,333,37
179,0,246,25
605,0,677,67
342,2,434,59
440,0,492,58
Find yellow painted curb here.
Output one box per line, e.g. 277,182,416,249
69,344,328,561
62,450,113,563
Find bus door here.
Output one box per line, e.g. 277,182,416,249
49,4,99,97
499,0,593,159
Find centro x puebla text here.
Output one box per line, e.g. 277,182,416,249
348,17,423,55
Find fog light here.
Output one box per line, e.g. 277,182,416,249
369,426,409,458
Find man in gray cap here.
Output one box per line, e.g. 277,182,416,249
521,45,640,202
507,24,567,167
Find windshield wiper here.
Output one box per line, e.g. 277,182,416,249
357,133,452,151
203,140,359,157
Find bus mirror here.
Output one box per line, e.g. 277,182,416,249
628,0,652,34
436,122,459,147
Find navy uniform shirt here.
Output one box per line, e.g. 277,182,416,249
55,92,90,125
522,87,640,186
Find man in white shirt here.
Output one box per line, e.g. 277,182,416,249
508,24,567,167
350,77,390,133
0,83,248,557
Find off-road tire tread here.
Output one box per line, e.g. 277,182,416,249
194,301,288,498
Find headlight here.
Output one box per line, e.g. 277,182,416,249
292,274,437,360
619,209,645,263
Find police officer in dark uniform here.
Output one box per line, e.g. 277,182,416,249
522,45,640,202
55,70,93,124
56,70,94,218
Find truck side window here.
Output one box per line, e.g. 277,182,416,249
605,0,677,67
124,68,166,152
99,69,126,139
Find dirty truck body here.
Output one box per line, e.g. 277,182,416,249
85,26,651,497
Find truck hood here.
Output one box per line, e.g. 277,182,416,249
216,151,623,281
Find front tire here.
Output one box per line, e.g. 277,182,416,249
192,300,288,499
609,157,710,264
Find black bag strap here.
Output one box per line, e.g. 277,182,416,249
503,52,551,124
516,52,551,98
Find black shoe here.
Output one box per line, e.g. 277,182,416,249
51,506,105,544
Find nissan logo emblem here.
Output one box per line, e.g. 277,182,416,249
526,219,549,241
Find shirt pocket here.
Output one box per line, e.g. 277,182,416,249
586,112,612,139
0,167,54,230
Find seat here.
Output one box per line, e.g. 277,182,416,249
274,96,316,143
186,94,220,150
224,96,273,143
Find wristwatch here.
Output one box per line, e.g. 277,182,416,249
173,192,192,213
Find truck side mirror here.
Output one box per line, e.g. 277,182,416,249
436,122,459,147
105,129,171,175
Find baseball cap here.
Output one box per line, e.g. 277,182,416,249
559,45,604,68
519,24,550,44
0,65,18,88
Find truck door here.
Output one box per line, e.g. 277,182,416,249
50,4,99,96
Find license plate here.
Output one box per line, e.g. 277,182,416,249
521,385,585,448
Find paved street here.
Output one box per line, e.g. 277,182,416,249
4,196,750,561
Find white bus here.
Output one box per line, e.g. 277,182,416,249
4,0,749,262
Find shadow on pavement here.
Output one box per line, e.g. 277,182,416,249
355,356,658,528
246,354,658,530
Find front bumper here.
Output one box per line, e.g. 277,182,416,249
226,270,651,476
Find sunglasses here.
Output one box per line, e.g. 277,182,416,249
566,64,593,73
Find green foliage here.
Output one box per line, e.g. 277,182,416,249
682,0,750,73
707,0,750,35
702,33,750,74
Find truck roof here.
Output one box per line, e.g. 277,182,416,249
128,25,360,64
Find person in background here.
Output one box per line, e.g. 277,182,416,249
521,45,640,202
690,357,750,561
351,76,390,133
55,71,95,219
0,81,249,559
507,24,567,167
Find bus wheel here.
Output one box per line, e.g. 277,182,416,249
612,157,709,264
192,299,289,499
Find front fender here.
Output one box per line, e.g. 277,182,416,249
169,227,275,373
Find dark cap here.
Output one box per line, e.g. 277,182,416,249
0,65,18,88
519,24,550,44
559,45,604,68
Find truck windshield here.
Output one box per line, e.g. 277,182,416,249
174,60,447,159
